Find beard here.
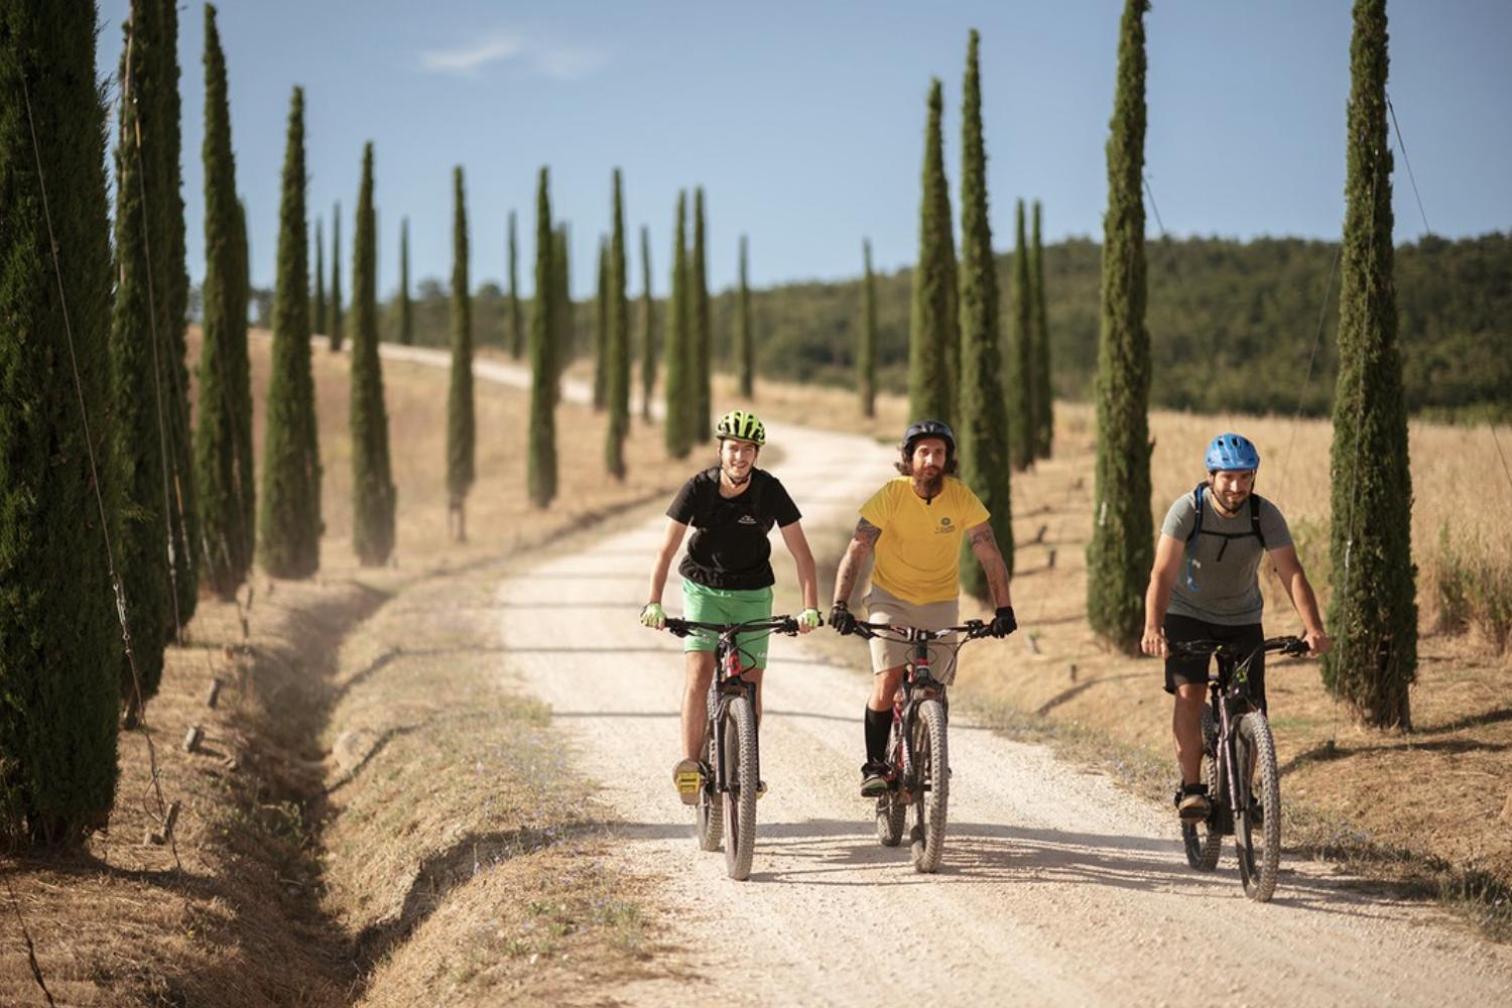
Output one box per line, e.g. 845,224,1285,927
912,466,944,498
722,464,752,486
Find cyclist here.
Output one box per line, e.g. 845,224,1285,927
1141,432,1330,823
828,419,1017,797
640,410,822,803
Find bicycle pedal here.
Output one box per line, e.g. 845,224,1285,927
672,759,703,805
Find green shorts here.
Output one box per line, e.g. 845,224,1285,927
681,581,774,670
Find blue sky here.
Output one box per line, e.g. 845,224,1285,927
98,1,1511,299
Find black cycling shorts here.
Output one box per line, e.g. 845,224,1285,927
1163,613,1267,713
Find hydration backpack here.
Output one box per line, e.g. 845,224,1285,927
1183,481,1266,590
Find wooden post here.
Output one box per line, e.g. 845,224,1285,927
183,725,203,753
146,800,181,845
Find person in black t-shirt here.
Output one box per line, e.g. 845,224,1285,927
639,410,821,803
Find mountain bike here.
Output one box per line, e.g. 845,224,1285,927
1172,634,1309,902
850,619,993,873
663,615,800,881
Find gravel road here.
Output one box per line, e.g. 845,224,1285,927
384,345,1512,1006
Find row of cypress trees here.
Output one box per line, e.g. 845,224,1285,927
901,30,1059,592
660,189,717,457
1081,0,1414,728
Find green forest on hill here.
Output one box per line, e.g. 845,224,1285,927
315,231,1507,421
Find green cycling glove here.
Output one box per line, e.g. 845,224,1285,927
640,602,666,629
799,607,822,630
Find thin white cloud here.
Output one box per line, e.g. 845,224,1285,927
418,31,606,81
419,35,523,76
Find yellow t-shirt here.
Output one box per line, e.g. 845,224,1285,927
860,476,990,604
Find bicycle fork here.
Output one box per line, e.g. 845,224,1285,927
706,680,759,795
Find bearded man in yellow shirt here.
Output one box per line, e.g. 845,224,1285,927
828,420,1017,797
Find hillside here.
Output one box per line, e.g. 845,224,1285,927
376,232,1510,422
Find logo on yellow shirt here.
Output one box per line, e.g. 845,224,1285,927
935,516,955,534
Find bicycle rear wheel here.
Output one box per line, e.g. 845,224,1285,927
1234,711,1281,901
722,696,759,881
1182,708,1222,870
909,700,949,874
695,735,721,852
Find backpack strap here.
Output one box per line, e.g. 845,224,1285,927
1185,482,1208,549
1249,493,1267,551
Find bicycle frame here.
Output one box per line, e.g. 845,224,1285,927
665,616,797,797
856,621,989,799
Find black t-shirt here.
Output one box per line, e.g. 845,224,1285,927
667,467,802,590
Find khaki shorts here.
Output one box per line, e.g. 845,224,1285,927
865,585,961,684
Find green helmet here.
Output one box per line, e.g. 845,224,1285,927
715,409,766,446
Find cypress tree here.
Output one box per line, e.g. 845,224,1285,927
232,198,254,555
160,0,198,633
329,202,343,351
552,224,572,395
664,193,692,457
1006,199,1035,471
692,188,712,441
859,239,878,418
447,166,475,539
593,236,609,410
350,143,396,564
638,224,656,422
398,216,413,345
909,79,956,427
259,86,321,579
1,0,121,847
736,235,754,399
1087,0,1154,653
508,210,523,359
1030,199,1054,459
107,11,171,712
1322,0,1416,729
196,7,253,602
528,168,558,508
957,29,1014,596
312,217,326,335
605,169,630,479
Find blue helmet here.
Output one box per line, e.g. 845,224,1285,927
1204,432,1260,472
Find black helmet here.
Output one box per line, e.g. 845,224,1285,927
901,419,956,458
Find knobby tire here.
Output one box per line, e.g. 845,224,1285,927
910,700,949,874
723,696,759,881
1235,711,1281,901
1183,706,1222,870
696,734,721,852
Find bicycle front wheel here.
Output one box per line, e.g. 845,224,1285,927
722,696,759,881
1234,711,1281,902
909,699,949,874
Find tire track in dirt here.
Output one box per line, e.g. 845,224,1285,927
388,346,1512,1006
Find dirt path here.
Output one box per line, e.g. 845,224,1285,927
387,345,1512,1006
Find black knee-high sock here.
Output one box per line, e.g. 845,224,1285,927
864,706,894,765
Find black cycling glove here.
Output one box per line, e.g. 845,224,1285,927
990,606,1018,638
829,601,858,636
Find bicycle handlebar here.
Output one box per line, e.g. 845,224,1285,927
852,619,992,643
663,615,801,639
1167,635,1311,660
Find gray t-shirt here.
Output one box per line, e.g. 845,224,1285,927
1161,487,1292,625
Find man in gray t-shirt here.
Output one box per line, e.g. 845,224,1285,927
1140,433,1330,824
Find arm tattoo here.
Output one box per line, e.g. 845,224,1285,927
833,519,880,604
968,522,1012,608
